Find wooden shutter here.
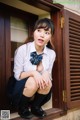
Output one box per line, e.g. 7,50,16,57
63,10,80,108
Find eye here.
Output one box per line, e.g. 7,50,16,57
37,29,41,32
45,31,50,35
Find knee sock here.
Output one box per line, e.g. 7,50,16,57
31,92,47,107
18,95,31,110
40,89,51,106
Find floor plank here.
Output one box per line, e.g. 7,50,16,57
11,108,63,120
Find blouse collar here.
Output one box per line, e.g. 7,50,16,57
30,41,48,55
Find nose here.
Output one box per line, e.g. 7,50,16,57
40,32,44,38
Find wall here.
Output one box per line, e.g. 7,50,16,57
53,0,80,15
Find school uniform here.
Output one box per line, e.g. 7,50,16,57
8,41,56,107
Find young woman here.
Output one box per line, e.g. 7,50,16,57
12,18,56,119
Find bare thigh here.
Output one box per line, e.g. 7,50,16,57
23,77,38,97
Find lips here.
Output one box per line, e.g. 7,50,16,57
38,39,44,43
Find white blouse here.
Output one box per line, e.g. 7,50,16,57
13,41,56,80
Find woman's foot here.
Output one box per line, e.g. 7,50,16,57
31,106,46,118
18,107,33,119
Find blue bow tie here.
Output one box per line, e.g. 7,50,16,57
30,52,43,65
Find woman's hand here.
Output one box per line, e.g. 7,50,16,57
32,71,45,89
42,71,51,86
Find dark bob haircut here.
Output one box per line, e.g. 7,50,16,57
34,18,55,35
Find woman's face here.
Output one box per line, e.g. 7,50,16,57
33,28,52,48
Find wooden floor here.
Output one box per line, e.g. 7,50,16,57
11,108,63,120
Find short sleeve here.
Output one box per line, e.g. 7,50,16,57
13,46,24,80
48,50,56,80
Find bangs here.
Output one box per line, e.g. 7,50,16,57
36,23,50,31
33,18,54,35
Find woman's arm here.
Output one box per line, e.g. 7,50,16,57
20,70,45,89
19,70,35,79
13,47,24,80
41,51,56,85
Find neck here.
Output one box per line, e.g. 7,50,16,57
35,44,44,54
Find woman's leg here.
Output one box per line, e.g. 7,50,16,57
18,77,38,119
31,81,52,118
40,89,52,106
23,77,38,97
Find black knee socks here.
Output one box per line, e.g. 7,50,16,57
40,89,51,106
31,93,47,107
19,95,31,110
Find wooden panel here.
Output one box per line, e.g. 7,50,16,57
11,108,63,120
21,0,63,12
5,15,11,82
69,18,80,101
63,10,80,109
51,11,64,109
0,13,6,109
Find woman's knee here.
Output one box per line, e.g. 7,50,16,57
24,77,38,91
45,81,52,91
38,82,52,94
23,77,38,96
44,85,52,93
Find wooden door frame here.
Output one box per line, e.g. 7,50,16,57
0,1,67,116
